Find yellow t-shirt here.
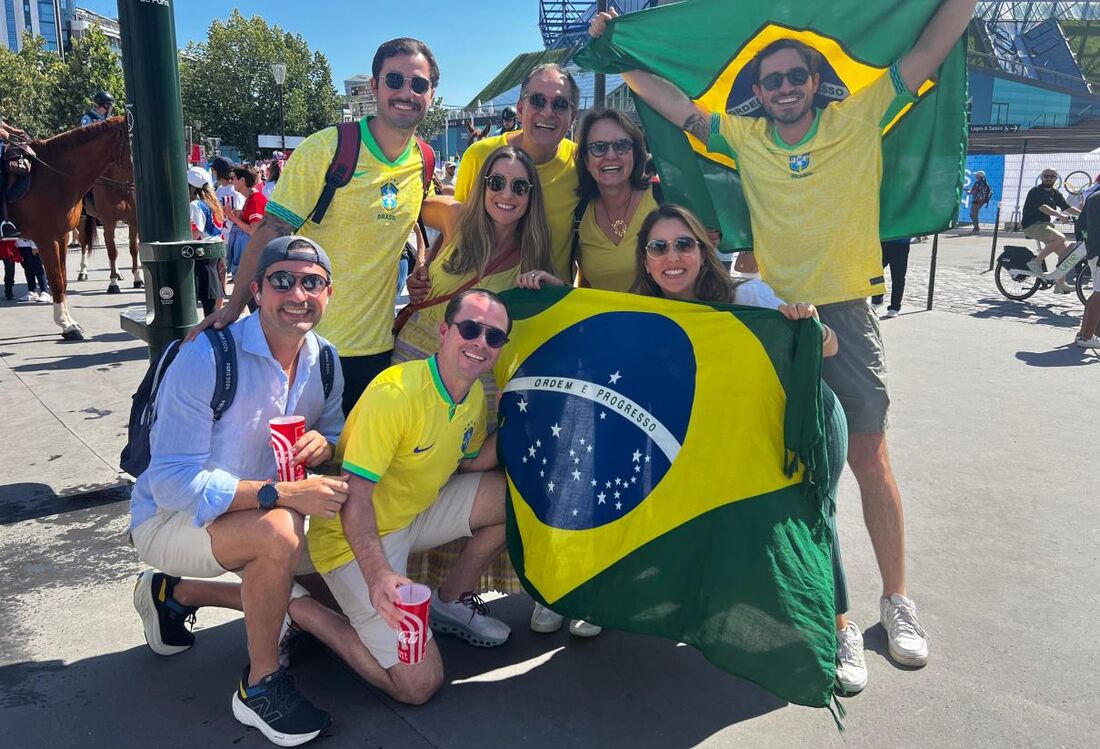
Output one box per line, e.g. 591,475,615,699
454,132,579,280
267,117,424,357
577,188,658,292
307,356,487,574
706,65,915,306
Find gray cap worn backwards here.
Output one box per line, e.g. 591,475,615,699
256,235,333,278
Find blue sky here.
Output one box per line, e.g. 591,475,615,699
81,0,546,107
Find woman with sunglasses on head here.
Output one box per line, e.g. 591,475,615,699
630,203,867,694
518,109,658,294
395,145,555,596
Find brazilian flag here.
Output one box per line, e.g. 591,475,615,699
495,287,836,709
576,0,968,249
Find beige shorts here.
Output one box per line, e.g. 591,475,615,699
1023,221,1063,245
131,509,318,578
818,299,890,434
321,471,483,670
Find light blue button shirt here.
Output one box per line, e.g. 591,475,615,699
129,314,345,530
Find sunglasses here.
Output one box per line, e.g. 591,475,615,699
452,319,509,349
484,173,533,196
524,92,573,113
382,71,432,95
586,138,633,157
1041,174,1057,179
758,67,811,91
265,270,331,294
644,236,699,259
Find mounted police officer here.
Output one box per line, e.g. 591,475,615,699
81,91,115,127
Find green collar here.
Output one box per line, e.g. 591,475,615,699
770,108,821,151
427,355,466,419
359,116,415,166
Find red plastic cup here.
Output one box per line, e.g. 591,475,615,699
394,583,431,664
269,415,305,482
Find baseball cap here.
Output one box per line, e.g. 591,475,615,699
186,165,211,189
256,235,333,278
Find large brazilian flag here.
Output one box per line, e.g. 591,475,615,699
575,0,968,250
495,287,836,708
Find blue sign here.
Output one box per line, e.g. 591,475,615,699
958,155,1005,226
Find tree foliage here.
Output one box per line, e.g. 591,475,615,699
180,11,342,157
417,97,448,141
52,26,128,132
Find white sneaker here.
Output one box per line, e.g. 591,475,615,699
37,290,52,302
529,602,564,633
835,621,867,694
884,309,899,319
568,619,603,638
1026,258,1044,274
880,594,929,667
430,590,510,647
1075,335,1100,349
18,291,36,302
1054,280,1073,294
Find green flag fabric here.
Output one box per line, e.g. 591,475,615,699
576,0,968,250
494,286,837,708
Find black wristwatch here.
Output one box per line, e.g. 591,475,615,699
258,482,279,510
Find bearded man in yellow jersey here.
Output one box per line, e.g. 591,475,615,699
192,38,439,416
593,0,979,671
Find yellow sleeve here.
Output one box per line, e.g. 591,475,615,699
267,128,337,229
341,382,409,482
835,63,916,127
453,144,485,203
706,112,746,160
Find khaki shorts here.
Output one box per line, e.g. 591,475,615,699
818,299,890,434
131,509,318,578
1023,221,1063,245
321,471,483,670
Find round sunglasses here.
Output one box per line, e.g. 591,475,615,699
524,92,573,113
586,138,633,157
265,270,331,294
383,71,432,95
758,67,811,91
451,319,509,349
483,173,533,196
644,236,699,259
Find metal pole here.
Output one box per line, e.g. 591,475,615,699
1011,138,1028,231
594,0,607,109
279,83,285,152
988,203,1001,271
926,233,939,311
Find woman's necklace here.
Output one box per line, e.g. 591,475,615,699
601,191,636,240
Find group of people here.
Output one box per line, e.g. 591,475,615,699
124,1,986,743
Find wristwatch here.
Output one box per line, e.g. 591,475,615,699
258,482,279,510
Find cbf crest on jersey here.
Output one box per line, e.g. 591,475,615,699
494,285,838,709
380,181,399,212
789,152,811,175
576,0,968,250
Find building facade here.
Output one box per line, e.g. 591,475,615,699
2,0,66,53
344,74,377,119
66,5,122,58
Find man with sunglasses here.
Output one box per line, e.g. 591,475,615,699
192,38,439,416
129,236,348,746
594,0,981,675
307,288,513,706
1022,169,1079,288
451,64,580,280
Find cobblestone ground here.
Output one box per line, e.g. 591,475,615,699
876,230,1087,333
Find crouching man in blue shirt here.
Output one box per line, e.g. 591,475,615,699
129,236,347,746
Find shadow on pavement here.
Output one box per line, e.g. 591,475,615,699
12,345,146,372
969,297,1080,329
0,482,131,525
1015,346,1100,367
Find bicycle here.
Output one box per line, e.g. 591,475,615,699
994,241,1093,304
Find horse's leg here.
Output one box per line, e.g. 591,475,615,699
56,238,83,340
76,214,93,281
129,222,142,288
105,219,121,294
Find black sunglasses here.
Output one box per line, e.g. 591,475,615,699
265,270,331,294
758,67,811,91
484,173,533,196
382,71,432,95
452,319,509,349
587,138,633,157
644,236,699,259
525,92,572,113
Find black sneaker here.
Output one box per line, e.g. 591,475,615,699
133,570,197,656
231,664,331,747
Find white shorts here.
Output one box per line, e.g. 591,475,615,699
321,471,482,670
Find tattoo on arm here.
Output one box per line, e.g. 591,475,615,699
684,113,709,142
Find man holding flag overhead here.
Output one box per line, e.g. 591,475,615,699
589,0,978,670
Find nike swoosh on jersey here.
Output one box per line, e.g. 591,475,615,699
413,444,434,453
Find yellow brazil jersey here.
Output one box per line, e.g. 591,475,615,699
267,117,424,357
577,188,658,292
307,356,487,574
706,64,915,306
454,132,579,280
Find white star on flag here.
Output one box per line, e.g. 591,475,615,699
518,400,528,412
551,423,562,438
597,492,606,504
632,450,642,462
572,470,581,481
572,508,579,516
547,480,555,492
609,371,622,384
528,446,537,458
615,501,622,510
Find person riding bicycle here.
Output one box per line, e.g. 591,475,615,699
80,91,115,127
0,115,31,238
1022,169,1080,292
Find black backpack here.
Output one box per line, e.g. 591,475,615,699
120,328,336,477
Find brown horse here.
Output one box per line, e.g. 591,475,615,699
77,160,141,294
7,117,132,340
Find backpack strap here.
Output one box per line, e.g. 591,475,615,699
319,344,336,399
415,138,435,197
204,327,237,421
570,196,591,271
308,121,361,225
